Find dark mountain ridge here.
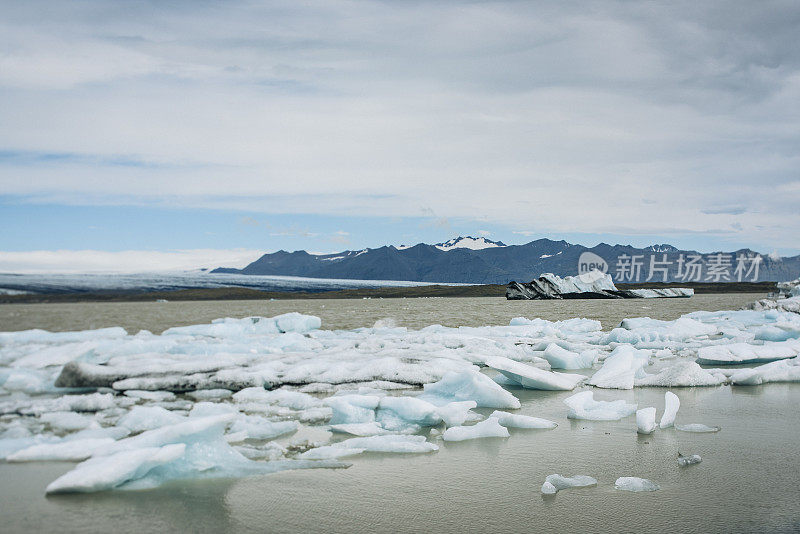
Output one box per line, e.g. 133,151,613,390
213,237,800,284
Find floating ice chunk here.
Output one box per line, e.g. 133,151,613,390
39,411,95,432
334,435,438,453
124,390,176,402
378,396,442,426
589,346,649,390
678,454,702,466
442,417,510,442
437,401,479,427
118,406,186,433
675,423,720,433
0,369,55,394
605,317,716,347
234,442,286,461
106,414,236,453
0,327,126,347
186,389,232,401
564,391,637,421
189,402,237,418
298,446,366,460
10,341,101,369
484,357,585,391
329,422,393,436
540,474,597,494
659,392,680,429
730,358,800,385
696,342,798,365
636,407,656,434
46,444,186,494
229,416,298,440
325,395,381,425
275,312,322,333
422,370,521,409
615,477,660,492
7,438,117,462
261,389,321,410
47,393,117,413
0,435,58,460
489,410,557,429
542,344,596,370
635,361,725,387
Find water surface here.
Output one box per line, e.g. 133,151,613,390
2,293,798,533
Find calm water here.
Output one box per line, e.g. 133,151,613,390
3,293,799,533
0,293,765,333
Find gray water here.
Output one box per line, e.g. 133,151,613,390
0,293,764,333
2,293,799,533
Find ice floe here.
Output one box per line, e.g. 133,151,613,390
729,357,800,385
441,417,509,441
588,346,650,390
636,407,657,434
485,356,585,391
659,392,680,429
2,299,800,495
541,474,597,494
564,391,637,421
677,454,702,466
489,411,557,429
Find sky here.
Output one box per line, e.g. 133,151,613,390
1,0,799,272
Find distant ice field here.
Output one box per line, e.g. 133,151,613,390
0,272,467,295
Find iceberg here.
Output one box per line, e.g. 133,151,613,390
635,361,725,387
436,401,480,427
542,344,597,370
659,391,680,429
696,342,799,365
507,270,692,300
422,370,521,409
540,474,597,494
614,477,660,492
8,438,117,462
730,358,800,386
636,407,656,434
588,346,650,390
118,406,185,433
46,444,187,494
564,391,637,421
331,435,438,454
485,356,585,391
442,417,510,442
678,454,702,466
489,410,557,429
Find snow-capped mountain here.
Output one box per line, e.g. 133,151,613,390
213,237,800,284
434,236,507,251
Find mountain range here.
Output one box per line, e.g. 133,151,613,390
212,236,800,284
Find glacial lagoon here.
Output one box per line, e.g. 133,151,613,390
2,294,799,533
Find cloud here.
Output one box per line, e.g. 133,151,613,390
0,1,798,250
478,230,491,236
0,249,264,273
701,206,747,215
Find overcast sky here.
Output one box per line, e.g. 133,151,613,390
1,0,798,271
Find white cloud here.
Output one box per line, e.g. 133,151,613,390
0,249,263,274
0,1,798,250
